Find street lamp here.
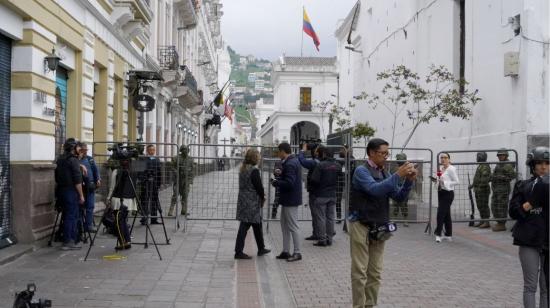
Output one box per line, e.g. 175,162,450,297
44,49,61,73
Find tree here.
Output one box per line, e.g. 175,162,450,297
357,64,481,149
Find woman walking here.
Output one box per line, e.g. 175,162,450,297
435,152,459,243
509,147,548,308
234,148,271,259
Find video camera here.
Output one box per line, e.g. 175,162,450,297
108,143,140,161
13,283,51,308
300,138,322,151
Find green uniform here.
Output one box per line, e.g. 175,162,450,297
168,152,194,216
472,164,492,219
490,161,516,222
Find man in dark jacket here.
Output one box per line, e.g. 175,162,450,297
272,142,303,262
309,145,340,246
140,145,162,225
298,142,320,241
508,147,549,307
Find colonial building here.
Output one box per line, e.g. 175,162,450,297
336,0,549,178
0,0,228,248
257,56,337,146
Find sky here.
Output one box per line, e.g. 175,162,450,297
221,0,357,61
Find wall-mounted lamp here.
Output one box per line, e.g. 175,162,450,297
44,49,61,73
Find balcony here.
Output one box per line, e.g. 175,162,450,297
158,46,179,70
174,0,197,29
299,103,312,112
176,66,201,109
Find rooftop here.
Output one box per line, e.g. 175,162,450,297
283,56,337,66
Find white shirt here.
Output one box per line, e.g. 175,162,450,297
439,165,459,191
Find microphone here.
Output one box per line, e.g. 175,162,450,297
436,169,442,178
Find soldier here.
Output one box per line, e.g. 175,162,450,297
392,153,410,226
490,149,516,231
168,146,194,216
470,152,492,228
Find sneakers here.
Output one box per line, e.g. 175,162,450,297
313,241,328,247
257,248,271,256
61,241,82,251
115,243,132,251
492,223,506,232
435,236,442,243
478,222,491,229
286,253,302,262
234,252,252,259
276,252,291,259
442,236,453,242
305,235,318,241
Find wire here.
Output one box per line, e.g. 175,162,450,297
522,34,550,45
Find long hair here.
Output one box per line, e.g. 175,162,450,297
240,148,260,173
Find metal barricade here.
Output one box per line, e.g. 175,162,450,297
350,147,434,233
91,141,181,232
435,149,519,225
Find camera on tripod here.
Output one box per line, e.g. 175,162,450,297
300,138,322,151
108,143,140,161
12,283,51,308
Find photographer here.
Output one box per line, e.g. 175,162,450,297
78,142,100,232
54,138,85,250
298,142,320,241
309,145,340,246
140,145,162,225
349,138,416,307
509,147,549,308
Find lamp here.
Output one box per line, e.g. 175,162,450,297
176,122,184,129
44,49,61,73
133,94,155,112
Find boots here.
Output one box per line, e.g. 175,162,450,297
478,222,490,229
491,222,506,232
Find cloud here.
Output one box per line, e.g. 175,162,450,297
221,0,357,61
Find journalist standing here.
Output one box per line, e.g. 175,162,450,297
509,147,549,308
298,142,320,241
309,145,340,246
78,142,100,232
272,142,303,262
349,138,415,308
434,152,459,243
55,139,85,250
234,149,271,259
141,144,162,225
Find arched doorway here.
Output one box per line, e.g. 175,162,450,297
290,121,320,145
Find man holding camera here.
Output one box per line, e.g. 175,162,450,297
78,142,100,232
349,138,416,307
55,139,85,250
298,142,321,241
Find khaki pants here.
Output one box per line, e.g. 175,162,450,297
350,221,386,308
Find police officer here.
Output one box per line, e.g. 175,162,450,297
78,142,101,232
168,146,194,216
55,139,85,250
470,152,492,228
491,149,516,231
509,147,549,308
392,153,410,226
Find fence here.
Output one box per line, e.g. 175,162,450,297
91,141,182,233
435,149,519,224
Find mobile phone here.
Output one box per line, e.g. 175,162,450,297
429,176,437,182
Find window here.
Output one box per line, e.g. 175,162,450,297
299,87,311,111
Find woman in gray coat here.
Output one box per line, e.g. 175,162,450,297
234,149,271,259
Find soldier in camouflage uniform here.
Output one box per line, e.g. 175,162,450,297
490,149,516,231
168,146,194,216
392,153,410,226
470,152,492,228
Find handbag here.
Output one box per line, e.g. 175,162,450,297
102,205,116,234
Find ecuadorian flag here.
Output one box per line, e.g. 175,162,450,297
303,8,320,51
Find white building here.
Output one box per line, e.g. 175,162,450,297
336,0,549,178
248,72,257,83
257,56,337,145
254,79,265,91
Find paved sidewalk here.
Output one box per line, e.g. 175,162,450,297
266,218,525,308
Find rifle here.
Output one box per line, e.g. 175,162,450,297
467,173,475,227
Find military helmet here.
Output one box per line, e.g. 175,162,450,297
395,153,407,160
496,149,509,157
476,151,487,162
526,146,549,167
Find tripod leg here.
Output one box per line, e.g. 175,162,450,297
84,209,105,261
156,197,170,245
144,223,162,260
48,211,60,247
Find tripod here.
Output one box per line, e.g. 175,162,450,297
129,170,170,247
48,192,93,247
84,166,162,261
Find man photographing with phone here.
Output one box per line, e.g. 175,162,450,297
349,138,416,308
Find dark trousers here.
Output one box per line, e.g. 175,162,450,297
234,221,265,254
84,191,95,231
435,190,454,236
114,206,131,244
141,187,160,222
60,188,79,244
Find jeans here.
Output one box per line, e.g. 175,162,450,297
84,191,95,231
313,197,336,242
60,188,79,244
234,221,265,254
519,246,548,308
350,221,386,308
281,206,301,254
435,190,454,236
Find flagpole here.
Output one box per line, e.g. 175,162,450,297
301,6,304,57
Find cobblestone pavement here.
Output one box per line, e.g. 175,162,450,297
266,219,525,308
